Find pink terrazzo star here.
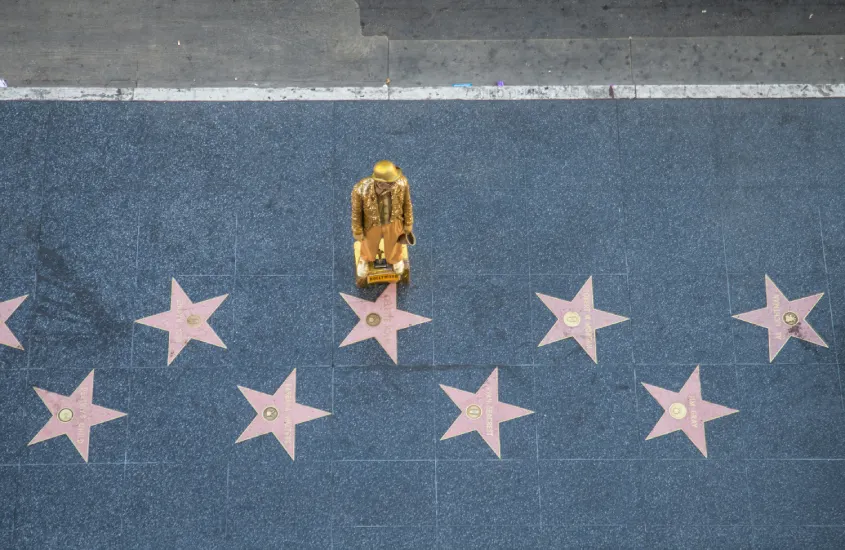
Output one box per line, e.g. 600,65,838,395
733,275,828,362
28,370,126,462
340,283,431,364
236,369,331,460
642,366,738,457
440,368,534,458
536,277,628,363
136,278,228,365
0,294,27,350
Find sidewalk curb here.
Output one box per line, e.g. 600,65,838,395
2,84,844,101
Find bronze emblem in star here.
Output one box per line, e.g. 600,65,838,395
136,279,229,365
340,283,431,364
28,370,127,462
236,369,331,460
536,277,628,363
642,366,738,457
733,275,827,362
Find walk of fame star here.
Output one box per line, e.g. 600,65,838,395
28,370,126,462
0,294,28,350
536,277,628,363
340,283,431,364
440,368,533,458
136,279,228,365
642,366,738,457
236,369,331,460
733,275,828,362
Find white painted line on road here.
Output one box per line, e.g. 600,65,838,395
1,84,844,101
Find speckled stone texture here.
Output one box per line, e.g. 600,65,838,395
0,100,844,548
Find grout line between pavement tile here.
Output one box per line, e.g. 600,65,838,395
232,214,238,332
120,199,143,544
21,461,177,466
721,222,738,366
533,363,542,528
431,300,439,548
431,244,435,367
223,462,231,539
340,521,845,528
11,462,20,546
329,459,335,549
26,105,52,371
129,210,141,370
614,101,636,368
329,106,337,550
614,100,643,475
330,102,338,372
434,449,439,549
344,525,422,529
526,181,542,528
5,360,840,375
744,462,754,531
817,206,845,413
25,274,37,371
721,197,753,528
13,457,845,466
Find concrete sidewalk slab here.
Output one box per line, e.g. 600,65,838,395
0,0,387,87
632,36,845,85
388,39,632,87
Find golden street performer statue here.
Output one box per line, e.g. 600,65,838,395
352,160,415,285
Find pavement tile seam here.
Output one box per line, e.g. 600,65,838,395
720,192,754,519
532,363,543,528
817,206,845,413
10,361,840,370
9,458,845,465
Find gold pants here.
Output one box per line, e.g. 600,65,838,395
361,220,404,264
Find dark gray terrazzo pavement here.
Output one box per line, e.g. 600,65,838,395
0,100,844,548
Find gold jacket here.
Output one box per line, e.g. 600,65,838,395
351,176,414,240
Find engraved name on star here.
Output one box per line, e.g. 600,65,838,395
536,277,628,363
340,283,431,364
136,279,228,365
0,294,28,350
440,368,534,458
642,366,738,457
236,369,331,460
28,370,127,462
733,275,827,362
